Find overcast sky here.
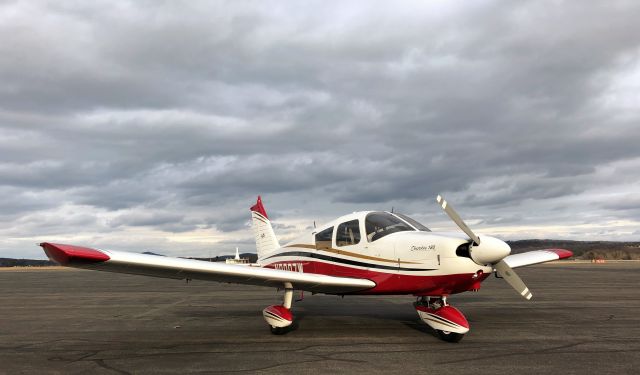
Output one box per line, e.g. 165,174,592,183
2,1,640,259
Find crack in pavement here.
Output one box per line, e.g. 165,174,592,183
94,359,133,375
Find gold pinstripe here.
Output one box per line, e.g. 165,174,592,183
283,244,421,265
421,315,462,330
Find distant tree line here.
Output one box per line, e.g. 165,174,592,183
581,250,640,260
0,258,55,267
508,240,640,260
190,253,259,263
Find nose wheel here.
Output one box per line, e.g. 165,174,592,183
414,296,469,342
436,329,465,343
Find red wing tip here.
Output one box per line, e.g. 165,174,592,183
548,249,573,259
250,195,269,219
40,242,110,265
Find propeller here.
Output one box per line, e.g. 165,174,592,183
436,195,480,245
494,259,532,300
436,195,533,300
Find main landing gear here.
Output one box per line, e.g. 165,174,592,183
262,282,294,335
414,296,469,343
261,287,470,341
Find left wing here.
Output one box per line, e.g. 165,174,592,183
502,249,573,269
40,243,375,294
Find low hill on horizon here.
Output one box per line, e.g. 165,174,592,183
508,239,640,260
3,240,640,267
0,258,55,267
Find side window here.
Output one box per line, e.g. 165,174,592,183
315,227,333,250
336,220,361,247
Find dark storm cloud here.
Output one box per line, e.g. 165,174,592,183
2,1,640,258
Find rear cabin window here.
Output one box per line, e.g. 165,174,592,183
336,220,361,247
315,226,333,250
365,212,414,242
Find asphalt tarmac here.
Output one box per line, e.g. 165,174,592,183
1,262,639,374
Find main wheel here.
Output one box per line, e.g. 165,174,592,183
270,325,288,335
436,330,464,343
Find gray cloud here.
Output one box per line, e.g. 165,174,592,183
1,1,640,258
108,211,185,228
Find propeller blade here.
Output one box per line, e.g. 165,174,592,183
436,195,481,245
494,259,532,300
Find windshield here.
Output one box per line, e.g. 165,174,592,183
393,213,431,231
365,212,414,242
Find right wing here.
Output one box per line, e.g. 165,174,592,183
40,242,375,294
502,249,573,269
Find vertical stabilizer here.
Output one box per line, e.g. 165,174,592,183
250,196,280,259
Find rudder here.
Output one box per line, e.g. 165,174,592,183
250,196,280,259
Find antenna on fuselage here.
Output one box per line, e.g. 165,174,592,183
313,221,316,229
391,206,394,213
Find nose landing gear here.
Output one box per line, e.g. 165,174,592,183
414,296,469,343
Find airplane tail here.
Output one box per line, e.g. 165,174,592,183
250,196,280,259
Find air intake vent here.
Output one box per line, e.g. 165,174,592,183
456,243,471,259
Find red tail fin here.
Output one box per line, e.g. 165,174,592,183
250,195,268,219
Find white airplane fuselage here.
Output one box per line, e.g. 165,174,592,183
256,211,504,296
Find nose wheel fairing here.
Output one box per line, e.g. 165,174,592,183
414,297,469,341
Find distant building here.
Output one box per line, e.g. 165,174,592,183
225,247,250,264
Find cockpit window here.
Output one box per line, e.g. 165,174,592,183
365,212,414,242
336,220,360,247
393,213,431,232
315,226,333,250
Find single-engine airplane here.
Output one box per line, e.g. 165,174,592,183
40,195,572,342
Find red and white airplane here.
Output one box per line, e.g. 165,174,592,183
40,195,572,342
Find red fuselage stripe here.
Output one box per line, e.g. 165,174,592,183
265,260,489,295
